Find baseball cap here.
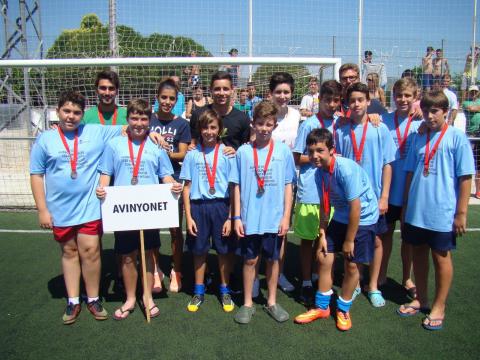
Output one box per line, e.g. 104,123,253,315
468,85,479,92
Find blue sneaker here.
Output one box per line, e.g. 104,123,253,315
278,273,294,292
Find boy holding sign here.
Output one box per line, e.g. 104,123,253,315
96,99,182,320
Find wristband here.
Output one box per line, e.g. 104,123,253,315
230,216,241,220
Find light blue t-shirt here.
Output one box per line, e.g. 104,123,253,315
293,114,336,204
404,126,475,232
335,121,396,199
315,156,379,226
29,124,122,226
229,141,297,235
382,112,421,206
99,136,173,186
153,92,186,117
180,143,235,200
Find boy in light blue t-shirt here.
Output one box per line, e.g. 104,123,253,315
96,99,182,321
230,101,296,324
397,90,474,331
292,80,342,306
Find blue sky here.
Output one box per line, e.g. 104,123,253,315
2,0,478,78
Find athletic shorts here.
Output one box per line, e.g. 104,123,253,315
114,229,161,255
241,233,282,261
385,205,402,224
403,223,456,252
53,219,103,243
376,214,388,235
326,220,376,264
186,198,236,255
293,203,320,240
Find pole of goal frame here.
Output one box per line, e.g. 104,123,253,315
139,229,151,323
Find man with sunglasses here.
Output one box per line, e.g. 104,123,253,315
83,70,128,125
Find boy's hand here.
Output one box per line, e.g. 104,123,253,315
343,240,355,260
278,216,290,237
222,146,236,157
96,186,106,200
38,209,53,229
410,108,423,120
234,219,245,238
369,113,382,127
187,143,197,151
170,182,183,194
317,229,328,258
453,212,467,236
186,217,198,236
378,197,389,215
222,219,232,237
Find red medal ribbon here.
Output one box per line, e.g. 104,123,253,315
350,119,369,163
318,113,337,152
316,113,325,128
128,135,147,181
58,127,78,176
394,111,413,157
98,106,118,125
253,140,275,191
424,123,448,176
322,155,336,216
202,143,220,191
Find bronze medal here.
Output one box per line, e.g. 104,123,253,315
209,187,216,195
131,176,138,185
70,171,77,180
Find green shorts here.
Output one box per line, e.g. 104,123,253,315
293,203,320,240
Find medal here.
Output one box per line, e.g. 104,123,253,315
423,123,448,178
350,119,369,163
58,127,78,180
321,156,336,216
394,111,413,158
202,143,220,196
128,134,147,186
98,106,118,125
253,140,274,196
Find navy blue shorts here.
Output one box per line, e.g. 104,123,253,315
376,214,388,235
403,223,456,252
385,205,402,224
326,220,376,264
114,229,160,255
241,233,282,261
186,198,236,255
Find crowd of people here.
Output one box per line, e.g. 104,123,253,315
29,56,477,333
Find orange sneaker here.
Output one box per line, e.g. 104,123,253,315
294,307,330,324
336,310,352,331
169,269,182,293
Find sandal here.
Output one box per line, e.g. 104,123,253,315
147,304,160,318
367,290,385,308
396,304,429,318
422,315,444,331
113,306,135,320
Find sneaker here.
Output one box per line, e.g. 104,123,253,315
152,270,164,294
234,305,256,324
336,310,352,331
252,277,260,298
278,273,295,292
86,299,108,321
475,192,480,199
62,303,81,325
169,269,182,293
221,293,235,312
263,303,289,322
294,307,330,324
299,285,314,306
187,294,204,312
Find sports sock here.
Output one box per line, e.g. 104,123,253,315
68,297,80,305
315,289,332,310
337,296,353,313
87,296,99,303
194,284,205,296
219,284,230,295
302,280,312,287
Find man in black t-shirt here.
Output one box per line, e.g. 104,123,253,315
190,71,250,150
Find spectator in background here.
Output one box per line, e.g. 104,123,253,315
225,48,240,88
462,85,480,198
361,50,387,91
185,85,211,119
433,48,450,81
366,73,386,108
153,75,186,118
299,77,320,119
422,46,435,91
234,88,252,116
441,74,458,125
183,50,201,88
246,82,262,119
461,46,480,104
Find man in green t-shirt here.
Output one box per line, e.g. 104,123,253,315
462,84,480,198
82,70,128,125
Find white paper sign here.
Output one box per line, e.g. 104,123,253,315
101,184,179,232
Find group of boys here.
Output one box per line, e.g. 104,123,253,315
30,64,475,332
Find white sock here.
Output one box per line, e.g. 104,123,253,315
302,280,312,287
87,296,99,303
68,297,80,305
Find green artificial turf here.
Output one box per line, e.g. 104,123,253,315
0,209,479,360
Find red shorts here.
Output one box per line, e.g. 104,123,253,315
52,219,103,243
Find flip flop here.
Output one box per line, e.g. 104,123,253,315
422,315,444,331
113,306,135,321
148,304,160,318
396,304,429,318
367,290,385,308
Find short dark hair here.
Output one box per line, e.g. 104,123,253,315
210,71,233,88
228,48,238,55
127,98,152,118
247,82,255,87
401,69,415,78
320,80,342,98
253,100,278,123
58,90,86,112
420,90,449,112
269,72,295,93
95,70,120,89
346,82,370,101
306,128,334,150
364,50,373,57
